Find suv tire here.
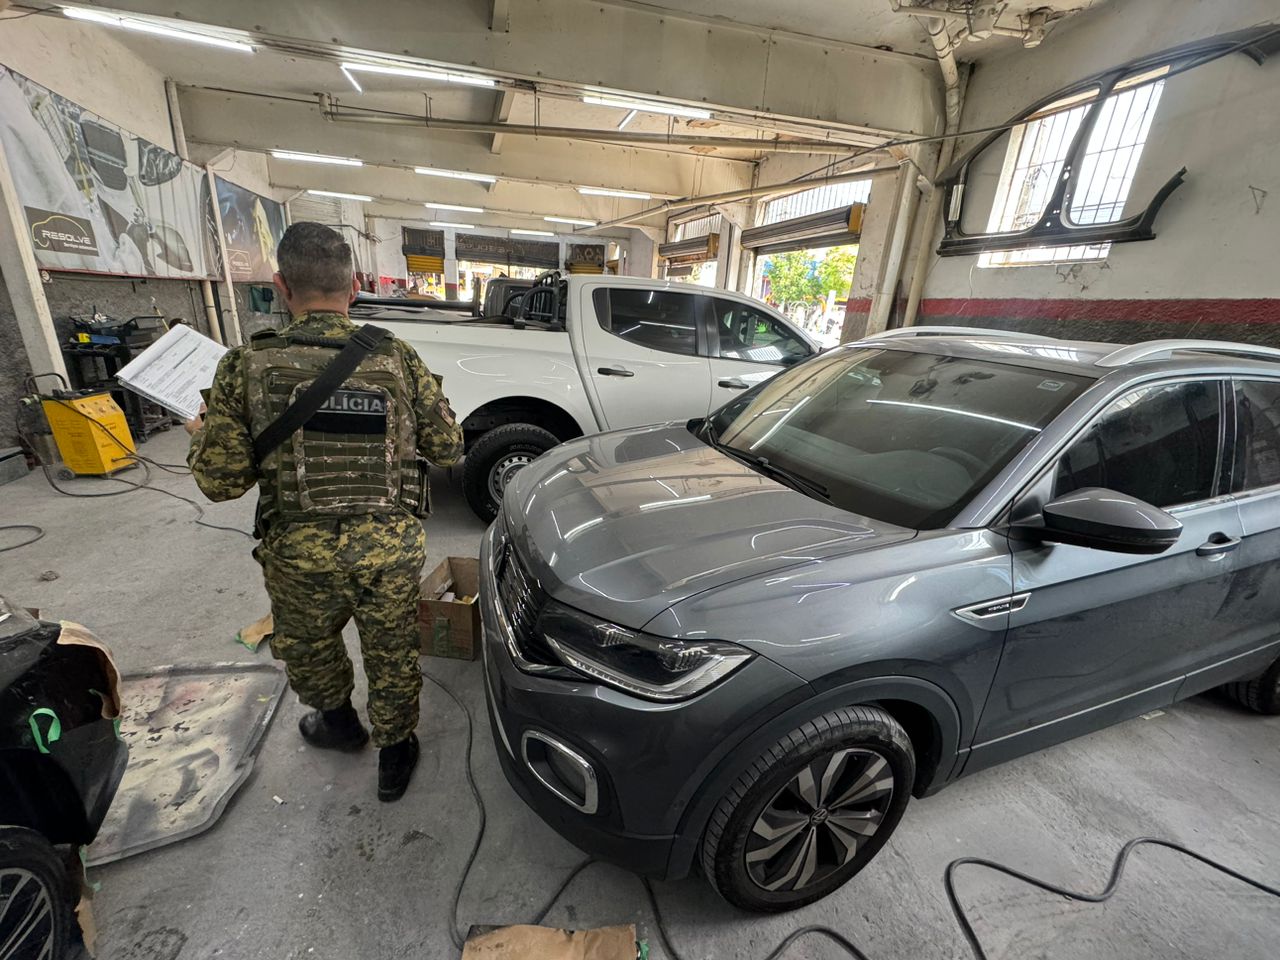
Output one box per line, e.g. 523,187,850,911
700,706,914,913
463,423,559,523
0,826,75,959
1221,656,1280,715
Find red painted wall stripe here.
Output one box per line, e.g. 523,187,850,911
919,298,1280,325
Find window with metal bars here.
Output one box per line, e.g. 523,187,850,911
980,70,1167,267
759,180,872,226
671,212,723,242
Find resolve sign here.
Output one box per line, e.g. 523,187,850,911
26,207,99,255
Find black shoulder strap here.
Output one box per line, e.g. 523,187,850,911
252,324,391,462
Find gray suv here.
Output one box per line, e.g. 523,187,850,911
478,328,1280,912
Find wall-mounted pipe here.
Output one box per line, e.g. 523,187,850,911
318,97,859,155
901,14,967,328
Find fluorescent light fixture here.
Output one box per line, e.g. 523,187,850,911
415,166,498,184
511,228,554,237
545,216,598,227
64,7,254,52
578,186,652,200
271,150,362,167
583,94,711,120
307,189,373,202
340,66,363,93
617,109,638,130
426,202,485,213
430,221,475,229
341,61,496,88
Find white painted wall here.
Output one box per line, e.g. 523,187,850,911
0,15,174,150
920,0,1280,303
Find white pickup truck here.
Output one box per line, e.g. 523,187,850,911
354,274,819,520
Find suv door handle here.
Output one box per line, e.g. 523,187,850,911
598,366,635,377
718,377,749,390
1196,534,1242,559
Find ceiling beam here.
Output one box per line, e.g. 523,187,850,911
490,0,510,32
490,89,514,154
92,0,942,138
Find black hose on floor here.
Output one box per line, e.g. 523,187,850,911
422,667,1280,960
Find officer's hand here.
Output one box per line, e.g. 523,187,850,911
184,403,207,436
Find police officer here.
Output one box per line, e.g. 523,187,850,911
187,222,463,802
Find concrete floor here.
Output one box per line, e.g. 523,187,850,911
2,429,1278,960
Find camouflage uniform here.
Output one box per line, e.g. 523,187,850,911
188,311,463,747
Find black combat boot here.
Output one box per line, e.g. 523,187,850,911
298,701,369,752
377,733,419,802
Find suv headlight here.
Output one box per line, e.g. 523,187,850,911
537,601,753,701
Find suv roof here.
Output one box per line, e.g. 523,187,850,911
853,327,1280,380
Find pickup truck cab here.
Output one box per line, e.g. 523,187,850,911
354,274,818,520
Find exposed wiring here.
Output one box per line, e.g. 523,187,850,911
0,525,46,554
422,667,1280,960
17,395,253,539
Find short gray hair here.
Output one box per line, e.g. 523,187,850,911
277,222,353,296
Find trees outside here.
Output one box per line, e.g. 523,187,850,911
761,245,858,313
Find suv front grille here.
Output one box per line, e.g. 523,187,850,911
496,545,559,667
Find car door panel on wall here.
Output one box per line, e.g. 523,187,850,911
706,297,814,412
579,286,712,431
969,379,1241,774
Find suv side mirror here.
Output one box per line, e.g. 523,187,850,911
1018,487,1182,555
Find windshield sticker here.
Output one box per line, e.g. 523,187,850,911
1037,379,1066,392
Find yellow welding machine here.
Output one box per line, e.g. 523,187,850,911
41,393,136,476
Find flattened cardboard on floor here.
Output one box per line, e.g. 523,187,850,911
419,556,480,660
461,924,636,960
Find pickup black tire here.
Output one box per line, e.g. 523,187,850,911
1221,656,1280,715
463,423,560,522
700,706,914,913
0,826,76,960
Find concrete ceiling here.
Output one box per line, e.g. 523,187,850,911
17,0,1110,231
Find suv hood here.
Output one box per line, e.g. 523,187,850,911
504,424,916,628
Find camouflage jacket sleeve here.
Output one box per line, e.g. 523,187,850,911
187,348,259,501
398,342,464,467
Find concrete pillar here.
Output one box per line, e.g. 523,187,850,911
0,136,66,382
444,231,460,299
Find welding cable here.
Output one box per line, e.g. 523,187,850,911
0,524,46,553
16,401,253,539
423,667,1280,960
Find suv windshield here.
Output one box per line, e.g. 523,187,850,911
705,347,1091,528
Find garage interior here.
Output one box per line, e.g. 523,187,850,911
1,1,1278,959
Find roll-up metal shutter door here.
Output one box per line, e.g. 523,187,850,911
740,203,865,257
657,233,719,264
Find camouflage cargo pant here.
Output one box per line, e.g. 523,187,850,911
261,559,423,748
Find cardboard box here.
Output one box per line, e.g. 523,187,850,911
419,557,481,660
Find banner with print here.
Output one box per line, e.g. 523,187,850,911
214,177,286,282
0,66,217,279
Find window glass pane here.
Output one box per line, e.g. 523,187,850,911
1055,381,1221,507
710,349,1089,528
712,300,811,365
602,289,699,356
1234,380,1280,492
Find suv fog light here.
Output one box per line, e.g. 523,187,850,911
521,730,599,814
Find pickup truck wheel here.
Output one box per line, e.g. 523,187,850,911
699,706,914,913
0,826,75,960
463,423,560,522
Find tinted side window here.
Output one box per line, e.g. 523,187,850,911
1234,379,1280,492
712,299,811,365
1055,381,1222,508
599,289,699,356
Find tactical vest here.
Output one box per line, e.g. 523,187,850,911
243,329,427,522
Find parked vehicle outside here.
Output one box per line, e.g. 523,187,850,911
354,274,818,521
479,328,1280,911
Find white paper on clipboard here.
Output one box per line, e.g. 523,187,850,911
115,325,228,421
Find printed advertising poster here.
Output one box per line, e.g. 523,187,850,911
215,177,286,282
0,66,217,279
